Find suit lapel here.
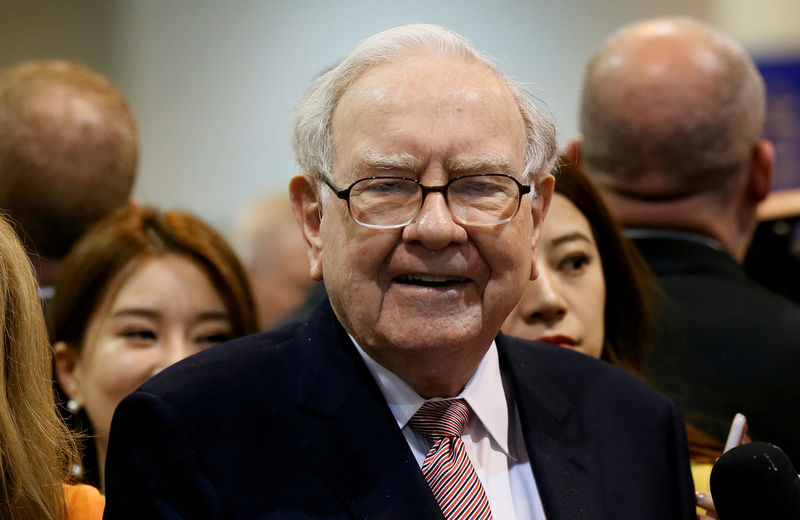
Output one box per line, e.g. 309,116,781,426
290,306,606,519
498,334,604,520
294,303,444,520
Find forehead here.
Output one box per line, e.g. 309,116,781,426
544,194,596,243
94,255,219,315
330,53,526,178
115,255,210,294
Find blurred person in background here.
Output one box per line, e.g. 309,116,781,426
502,158,652,376
52,205,258,489
0,214,104,520
569,16,800,463
0,60,138,323
502,158,724,515
232,192,319,329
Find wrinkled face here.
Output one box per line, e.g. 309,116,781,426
60,255,232,458
312,53,551,370
502,194,606,358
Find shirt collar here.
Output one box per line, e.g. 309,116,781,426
351,335,512,458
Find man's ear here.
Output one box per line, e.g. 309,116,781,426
529,174,555,281
565,138,582,166
747,139,774,203
289,175,324,281
54,341,82,404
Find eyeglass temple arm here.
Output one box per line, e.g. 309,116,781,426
321,178,351,200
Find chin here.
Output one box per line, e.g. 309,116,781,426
381,317,489,354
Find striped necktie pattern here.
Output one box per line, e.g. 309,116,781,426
408,399,493,520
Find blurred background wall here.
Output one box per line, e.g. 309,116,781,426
1,0,797,234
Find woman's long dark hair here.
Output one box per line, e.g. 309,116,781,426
553,157,656,375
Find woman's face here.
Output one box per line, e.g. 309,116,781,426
56,254,233,465
502,193,606,358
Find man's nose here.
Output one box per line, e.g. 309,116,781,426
523,268,567,324
402,191,467,249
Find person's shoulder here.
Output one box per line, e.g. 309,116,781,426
64,483,104,520
636,236,800,338
137,319,310,399
741,275,800,315
500,333,622,377
673,256,800,338
131,301,350,409
500,334,672,409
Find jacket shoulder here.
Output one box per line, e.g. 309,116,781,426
499,334,673,410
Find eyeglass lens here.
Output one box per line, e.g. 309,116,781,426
347,175,522,227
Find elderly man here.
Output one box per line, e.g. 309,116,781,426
0,61,138,304
104,24,694,519
568,17,800,464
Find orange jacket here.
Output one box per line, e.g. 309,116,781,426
64,483,104,520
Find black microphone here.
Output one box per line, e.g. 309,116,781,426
710,442,800,519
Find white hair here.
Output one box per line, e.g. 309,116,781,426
291,23,556,189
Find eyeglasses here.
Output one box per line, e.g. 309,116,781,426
322,173,531,229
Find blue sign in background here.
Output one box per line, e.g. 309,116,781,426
759,58,800,191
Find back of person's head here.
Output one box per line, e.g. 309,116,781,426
52,205,258,353
579,16,765,204
0,215,75,520
553,159,654,373
292,23,557,187
233,193,313,329
0,60,138,260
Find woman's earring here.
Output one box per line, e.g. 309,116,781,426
66,399,81,413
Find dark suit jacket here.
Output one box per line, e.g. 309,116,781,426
103,301,695,519
635,237,800,462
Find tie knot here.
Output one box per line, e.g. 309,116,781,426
409,399,470,442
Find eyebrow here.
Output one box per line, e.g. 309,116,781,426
112,308,158,319
355,151,517,177
445,153,516,176
357,151,420,174
550,231,593,247
111,308,231,322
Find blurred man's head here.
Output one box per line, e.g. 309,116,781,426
232,193,314,329
572,17,773,258
0,60,138,269
289,24,556,397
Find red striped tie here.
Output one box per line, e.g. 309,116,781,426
408,399,493,520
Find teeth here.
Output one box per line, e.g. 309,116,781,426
411,275,450,283
397,274,468,283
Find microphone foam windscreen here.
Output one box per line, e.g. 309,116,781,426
710,442,800,520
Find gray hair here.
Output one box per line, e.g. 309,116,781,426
291,24,556,188
579,17,765,200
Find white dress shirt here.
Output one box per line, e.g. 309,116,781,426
353,338,547,520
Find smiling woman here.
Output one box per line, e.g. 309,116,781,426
51,205,258,489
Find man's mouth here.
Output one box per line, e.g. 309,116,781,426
394,274,469,287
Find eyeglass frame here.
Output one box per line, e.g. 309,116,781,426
320,173,533,229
